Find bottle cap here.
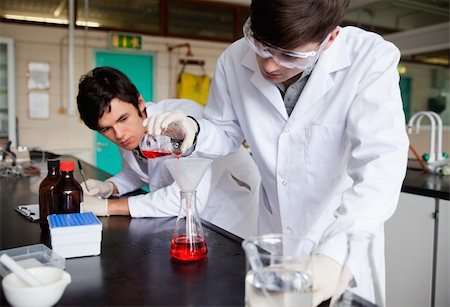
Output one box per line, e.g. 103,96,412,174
47,159,60,169
60,161,75,171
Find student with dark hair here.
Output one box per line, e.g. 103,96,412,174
145,1,409,305
77,66,142,131
76,66,260,239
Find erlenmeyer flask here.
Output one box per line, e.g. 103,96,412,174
164,158,212,262
170,190,207,261
331,230,384,307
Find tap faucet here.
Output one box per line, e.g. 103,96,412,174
428,111,444,161
407,111,445,163
407,111,437,162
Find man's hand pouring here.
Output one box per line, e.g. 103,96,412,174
143,110,199,154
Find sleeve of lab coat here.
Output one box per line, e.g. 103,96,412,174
127,167,213,218
318,41,409,264
196,52,245,156
107,153,146,196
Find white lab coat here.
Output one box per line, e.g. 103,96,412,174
107,99,260,239
195,27,409,300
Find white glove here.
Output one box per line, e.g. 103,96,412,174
83,195,109,216
143,110,199,154
310,254,353,306
81,179,114,198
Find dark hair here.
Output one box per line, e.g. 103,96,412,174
76,66,141,130
250,0,350,49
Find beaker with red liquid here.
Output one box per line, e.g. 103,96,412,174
139,132,182,159
141,148,180,159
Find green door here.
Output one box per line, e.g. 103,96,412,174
400,76,411,122
94,51,153,175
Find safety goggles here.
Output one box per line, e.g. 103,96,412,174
243,18,329,70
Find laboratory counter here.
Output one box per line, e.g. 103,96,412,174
0,156,247,306
402,162,449,200
1,155,448,306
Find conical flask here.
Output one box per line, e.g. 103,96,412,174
331,230,384,307
164,158,212,261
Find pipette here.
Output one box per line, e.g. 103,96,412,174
77,159,89,192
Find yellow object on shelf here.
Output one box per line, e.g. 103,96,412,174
176,72,210,106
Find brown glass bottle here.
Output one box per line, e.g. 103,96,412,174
54,161,83,214
39,159,61,232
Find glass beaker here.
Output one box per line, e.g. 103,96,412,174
242,234,316,307
139,127,182,159
331,230,383,307
170,190,207,261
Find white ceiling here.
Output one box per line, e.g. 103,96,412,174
1,0,448,65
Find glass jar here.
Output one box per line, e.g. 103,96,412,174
54,161,83,214
38,159,61,231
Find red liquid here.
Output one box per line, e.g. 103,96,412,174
170,235,207,261
141,149,181,159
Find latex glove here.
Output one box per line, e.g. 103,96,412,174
143,110,198,154
81,179,114,198
83,195,109,216
310,254,353,306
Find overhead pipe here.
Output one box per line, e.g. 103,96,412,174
167,43,194,57
390,0,449,17
68,0,75,115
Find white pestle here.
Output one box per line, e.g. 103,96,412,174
0,254,44,287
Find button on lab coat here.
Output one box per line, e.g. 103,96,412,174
107,99,260,239
195,27,409,299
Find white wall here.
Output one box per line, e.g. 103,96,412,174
0,22,229,163
1,22,449,163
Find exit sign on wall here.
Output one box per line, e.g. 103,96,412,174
109,33,142,50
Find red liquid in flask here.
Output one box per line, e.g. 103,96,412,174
141,149,181,159
170,235,207,261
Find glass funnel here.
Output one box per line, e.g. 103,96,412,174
164,158,212,261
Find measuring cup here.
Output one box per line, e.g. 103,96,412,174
242,234,316,307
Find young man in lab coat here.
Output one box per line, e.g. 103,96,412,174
76,66,260,239
145,0,409,305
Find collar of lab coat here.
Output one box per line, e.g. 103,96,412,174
241,28,351,122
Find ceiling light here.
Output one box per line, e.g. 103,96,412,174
76,20,100,27
4,14,100,27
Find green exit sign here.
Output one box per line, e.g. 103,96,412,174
109,33,142,50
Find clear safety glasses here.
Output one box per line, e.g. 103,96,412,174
243,18,330,70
